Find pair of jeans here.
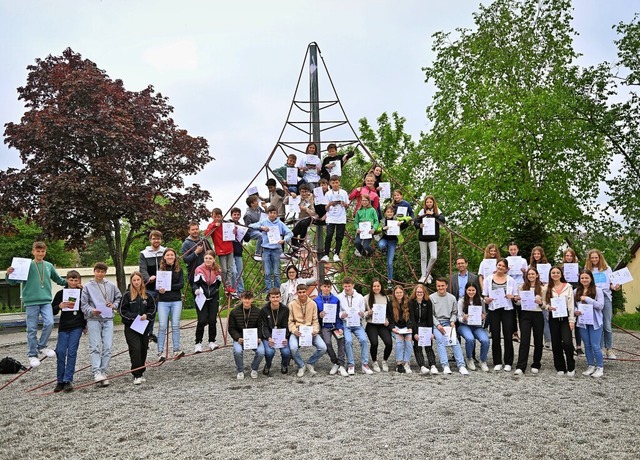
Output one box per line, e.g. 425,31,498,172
233,255,244,294
157,301,182,354
262,247,281,290
262,338,292,368
320,328,345,367
288,334,327,369
233,341,265,372
55,327,83,383
247,228,263,255
218,253,236,289
344,325,369,366
601,295,613,349
324,223,345,256
489,308,514,366
365,323,392,362
516,310,544,372
87,320,114,376
419,241,437,279
393,332,413,363
543,309,551,344
25,304,54,357
377,238,397,281
354,234,374,257
581,325,604,368
433,321,465,368
457,323,489,362
195,297,218,344
549,317,575,372
124,324,150,378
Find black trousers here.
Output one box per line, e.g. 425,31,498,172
324,223,346,256
124,324,150,378
291,217,313,248
549,316,575,372
489,308,514,366
516,311,544,372
195,297,219,344
413,341,436,367
365,323,392,361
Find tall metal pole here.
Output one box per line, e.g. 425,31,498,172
310,44,325,280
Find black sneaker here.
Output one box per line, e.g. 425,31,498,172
262,366,271,376
281,365,288,375
149,334,158,343
396,364,405,373
53,383,64,393
63,382,74,393
576,348,584,356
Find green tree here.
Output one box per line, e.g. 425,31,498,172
420,0,614,257
0,217,74,268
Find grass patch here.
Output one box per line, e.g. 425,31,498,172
613,312,640,331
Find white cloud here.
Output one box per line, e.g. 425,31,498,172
143,39,198,71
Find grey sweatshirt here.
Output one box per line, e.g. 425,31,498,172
80,279,122,321
429,292,458,324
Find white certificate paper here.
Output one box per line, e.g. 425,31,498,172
577,303,593,326
372,304,386,324
235,225,248,243
346,308,361,327
507,256,524,277
442,326,458,346
243,328,259,350
95,302,114,319
286,196,301,214
155,270,173,291
490,288,509,309
396,206,408,217
379,182,391,200
519,290,538,311
327,160,342,177
358,221,372,239
62,288,81,311
267,226,280,244
222,222,235,241
418,327,432,346
467,305,483,326
195,292,206,311
271,328,286,349
131,315,150,335
246,185,259,196
299,325,313,347
313,187,328,205
286,167,298,184
421,217,436,236
322,303,337,324
563,263,579,283
537,263,552,284
550,297,568,318
611,267,633,285
481,259,497,279
8,257,31,281
306,154,319,166
386,220,400,236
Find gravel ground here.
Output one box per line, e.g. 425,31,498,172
1,325,639,460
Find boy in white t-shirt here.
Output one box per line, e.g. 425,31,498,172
321,175,350,263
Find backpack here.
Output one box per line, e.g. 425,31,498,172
0,356,27,374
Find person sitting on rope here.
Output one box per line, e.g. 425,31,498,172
286,184,317,255
392,189,415,218
260,178,286,220
243,195,266,260
377,204,411,287
354,195,379,258
313,178,329,226
320,143,354,182
273,153,300,193
297,142,322,189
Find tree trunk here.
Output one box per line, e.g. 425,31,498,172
113,220,126,292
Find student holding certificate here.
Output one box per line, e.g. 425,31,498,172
544,267,576,376
561,248,583,356
529,246,552,349
119,272,156,385
156,249,185,361
353,195,379,257
584,249,620,360
409,283,438,374
192,251,222,353
414,195,445,284
482,259,518,372
363,279,392,372
288,284,326,377
574,270,605,378
377,205,412,289
338,278,374,375
477,243,501,287
315,280,348,377
387,286,414,373
228,291,265,379
260,289,292,375
514,268,545,375
456,284,489,372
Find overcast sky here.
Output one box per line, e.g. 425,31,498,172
1,0,637,216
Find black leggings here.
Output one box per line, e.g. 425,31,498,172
195,297,219,344
490,308,514,366
365,323,392,361
324,223,346,256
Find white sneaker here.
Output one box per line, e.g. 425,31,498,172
430,365,439,375
194,343,203,353
297,367,305,377
94,373,106,383
459,367,469,376
354,249,362,257
426,275,433,284
531,367,539,374
250,370,258,379
252,254,262,261
466,359,476,371
362,365,374,375
404,363,412,374
236,372,244,380
420,366,429,374
101,379,110,387
566,370,575,377
338,366,349,377
320,255,330,263
347,366,355,375
606,349,617,360
209,342,218,351
514,369,523,376
329,364,340,375
418,276,427,284
133,377,143,385
494,364,503,371
306,364,317,376
372,361,381,372
28,356,41,368
480,362,489,372
557,371,565,376
582,366,596,376
504,365,512,372
443,366,452,375
382,361,389,372
333,254,341,262
591,367,604,378
41,348,56,358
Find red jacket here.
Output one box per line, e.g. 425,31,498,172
205,221,233,256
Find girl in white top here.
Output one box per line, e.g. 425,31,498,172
514,268,545,375
544,266,575,376
507,242,528,343
477,243,501,287
482,258,518,371
574,270,605,378
279,265,316,306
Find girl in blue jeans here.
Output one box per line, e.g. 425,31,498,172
157,248,185,360
377,205,411,288
387,286,413,373
574,270,605,378
457,284,490,372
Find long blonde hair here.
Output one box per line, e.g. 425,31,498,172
129,271,147,300
585,249,608,272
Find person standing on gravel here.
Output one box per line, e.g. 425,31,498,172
228,291,265,380
288,284,326,377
